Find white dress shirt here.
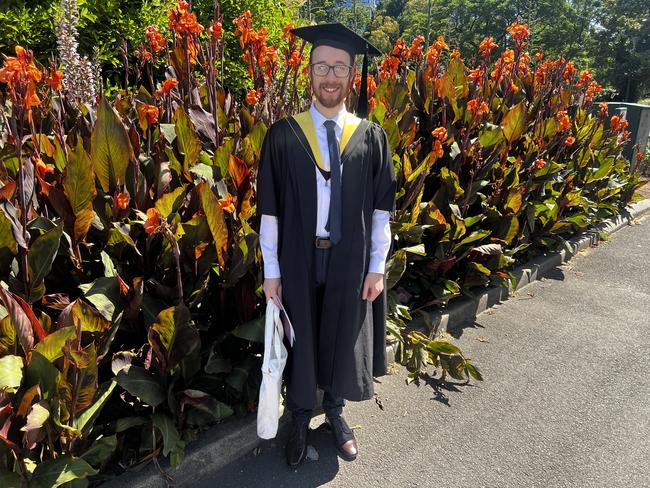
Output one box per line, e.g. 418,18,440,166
260,102,392,279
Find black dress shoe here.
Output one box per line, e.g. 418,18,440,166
325,415,358,461
285,420,309,467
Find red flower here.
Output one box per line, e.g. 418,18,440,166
562,61,576,82
138,104,159,126
219,194,237,213
556,111,571,132
379,56,400,80
576,69,593,89
282,23,297,41
432,127,448,141
35,157,55,178
144,208,162,235
47,69,63,91
432,139,444,158
155,77,179,98
116,192,130,210
467,99,489,120
479,37,498,58
145,25,167,53
565,136,576,146
534,159,546,171
599,102,608,117
209,21,223,42
409,36,425,62
507,21,530,42
246,89,260,106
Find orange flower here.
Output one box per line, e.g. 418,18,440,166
34,157,55,178
116,192,130,210
562,61,576,82
556,111,570,131
282,23,297,41
610,115,620,132
0,46,42,87
534,51,543,62
584,81,603,103
467,99,489,120
218,194,237,213
450,48,461,60
502,49,515,64
138,104,159,127
368,97,376,112
565,136,576,146
479,37,498,57
246,89,260,106
284,50,301,69
409,36,425,62
379,56,400,80
392,38,408,58
209,21,223,42
233,10,256,49
599,102,608,117
468,67,484,84
432,139,444,158
155,77,179,98
47,69,63,91
432,127,448,141
168,0,203,35
145,25,167,53
533,158,546,170
507,21,530,42
576,69,593,89
144,207,162,235
195,242,209,260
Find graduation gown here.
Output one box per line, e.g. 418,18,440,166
256,111,396,406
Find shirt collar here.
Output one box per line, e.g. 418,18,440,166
310,102,347,132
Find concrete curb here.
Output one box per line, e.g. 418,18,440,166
101,199,649,488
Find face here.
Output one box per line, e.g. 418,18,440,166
309,45,356,109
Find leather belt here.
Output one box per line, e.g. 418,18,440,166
315,237,332,249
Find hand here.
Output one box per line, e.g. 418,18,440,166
263,277,282,306
361,272,384,302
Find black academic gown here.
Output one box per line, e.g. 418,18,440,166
256,113,396,407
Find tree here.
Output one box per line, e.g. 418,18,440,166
591,0,650,101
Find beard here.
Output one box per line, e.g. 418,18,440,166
314,81,350,108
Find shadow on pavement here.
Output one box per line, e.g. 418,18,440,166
198,420,342,488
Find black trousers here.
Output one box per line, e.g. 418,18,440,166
285,245,345,424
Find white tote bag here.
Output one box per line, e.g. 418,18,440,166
257,300,288,439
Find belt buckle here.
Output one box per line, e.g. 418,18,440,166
315,238,332,249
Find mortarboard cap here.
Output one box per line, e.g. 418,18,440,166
290,23,382,118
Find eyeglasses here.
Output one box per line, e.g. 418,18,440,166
310,63,353,78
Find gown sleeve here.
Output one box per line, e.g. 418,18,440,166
257,123,281,217
373,126,397,213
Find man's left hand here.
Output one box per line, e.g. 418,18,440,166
362,272,384,302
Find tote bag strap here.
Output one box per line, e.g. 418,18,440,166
262,300,283,371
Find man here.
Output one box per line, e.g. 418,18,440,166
257,23,396,467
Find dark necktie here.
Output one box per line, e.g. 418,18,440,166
323,120,341,244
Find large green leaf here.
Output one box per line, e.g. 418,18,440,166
91,97,132,194
0,354,23,391
232,316,264,343
197,182,228,267
150,305,200,370
116,366,165,407
153,413,184,458
0,287,33,353
28,224,63,287
501,101,527,144
74,380,116,434
30,455,98,488
174,108,201,175
24,351,59,400
33,327,76,362
155,186,186,218
386,249,407,290
82,435,117,467
78,277,121,322
63,140,97,244
59,300,111,334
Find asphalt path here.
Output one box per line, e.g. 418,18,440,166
198,214,650,488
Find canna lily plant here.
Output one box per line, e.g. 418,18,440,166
0,2,644,483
